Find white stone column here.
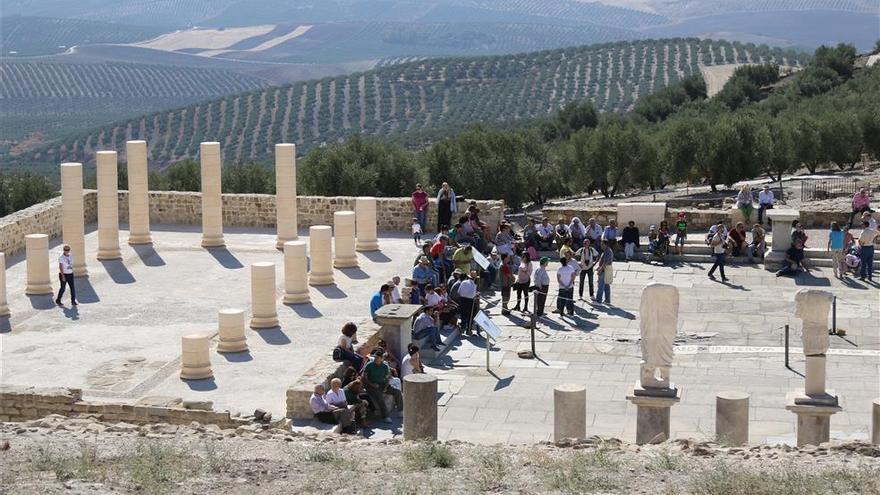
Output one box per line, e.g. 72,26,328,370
333,210,358,268
217,308,248,353
200,142,225,248
283,240,310,304
0,252,10,316
125,140,152,245
250,262,279,329
554,384,587,442
355,197,379,251
872,398,879,445
25,234,52,295
60,162,88,276
180,333,213,379
275,143,298,249
96,151,122,260
403,374,438,441
308,225,334,286
716,391,749,446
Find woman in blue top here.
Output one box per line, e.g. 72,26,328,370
827,222,846,278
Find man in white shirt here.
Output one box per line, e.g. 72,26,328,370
55,245,77,306
555,257,576,316
457,273,478,335
389,276,402,303
536,218,556,250
707,222,729,282
310,383,353,430
400,344,422,378
533,257,551,316
758,185,774,225
586,218,603,246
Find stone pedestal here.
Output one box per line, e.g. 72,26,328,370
333,211,358,268
60,163,88,276
200,142,225,248
617,202,667,231
554,384,587,442
180,334,213,380
355,197,379,252
872,398,879,445
764,209,800,270
0,252,10,316
96,151,122,260
374,304,421,360
403,374,438,441
785,393,841,446
308,225,334,286
250,262,279,329
275,143,298,249
125,140,152,245
626,382,681,445
25,234,52,295
217,308,248,353
804,355,826,396
283,240,310,304
716,391,749,445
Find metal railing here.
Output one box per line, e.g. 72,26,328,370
800,178,872,202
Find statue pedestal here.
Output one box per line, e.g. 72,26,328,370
626,381,680,445
785,391,841,447
374,304,421,360
764,209,800,270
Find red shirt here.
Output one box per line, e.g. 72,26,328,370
412,190,428,211
430,241,444,258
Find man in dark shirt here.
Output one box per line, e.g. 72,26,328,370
776,240,806,277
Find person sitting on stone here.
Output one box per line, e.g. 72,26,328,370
585,218,603,246
342,379,369,427
401,344,423,377
749,223,766,263
360,349,402,424
536,217,556,250
413,241,434,267
435,286,459,329
727,222,748,257
412,306,442,351
325,377,364,432
776,238,807,277
522,218,539,247
602,219,619,257
430,234,453,281
375,338,400,371
495,223,515,257
554,217,570,245
791,220,808,247
370,284,391,318
569,217,586,247
310,383,353,431
412,255,439,296
335,322,364,370
388,276,402,304
424,284,443,308
452,244,474,274
848,187,872,227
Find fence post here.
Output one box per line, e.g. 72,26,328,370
530,309,537,358
784,324,790,369
831,296,837,335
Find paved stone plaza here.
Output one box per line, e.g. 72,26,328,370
1,224,878,445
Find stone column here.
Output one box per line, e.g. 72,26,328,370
180,333,212,379
872,398,879,445
355,197,379,251
96,151,122,260
283,241,309,304
333,210,358,268
308,225,334,286
554,384,587,442
765,209,800,269
716,391,749,446
374,304,422,362
125,140,152,245
626,392,680,444
200,142,225,248
275,143,298,249
0,252,10,316
403,374,438,441
217,308,248,353
25,234,52,295
250,262,279,329
60,162,88,276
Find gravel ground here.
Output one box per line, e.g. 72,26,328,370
2,415,878,494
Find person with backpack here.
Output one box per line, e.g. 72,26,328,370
595,240,614,304
575,238,598,301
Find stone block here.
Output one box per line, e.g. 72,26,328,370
616,202,667,231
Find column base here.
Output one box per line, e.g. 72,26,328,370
276,236,298,250
128,234,153,245
250,315,280,329
217,338,248,353
785,391,842,447
763,251,785,271
180,366,213,380
309,273,335,286
283,292,310,304
333,257,358,268
73,266,89,277
356,240,380,252
201,236,226,248
626,382,680,445
25,284,53,296
0,305,10,317
97,249,122,261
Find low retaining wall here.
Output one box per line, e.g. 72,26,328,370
0,384,249,428
0,192,97,257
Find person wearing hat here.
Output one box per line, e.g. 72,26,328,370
452,244,474,274
757,184,774,225
457,271,479,335
412,255,438,297
533,257,551,316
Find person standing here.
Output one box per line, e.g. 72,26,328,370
757,185,774,225
457,272,478,335
621,221,640,261
827,222,846,278
707,223,728,282
595,240,613,304
857,220,877,281
736,185,754,224
513,253,532,312
411,184,429,232
436,182,457,232
533,257,551,316
674,213,687,256
848,188,872,227
55,245,77,306
499,253,515,316
575,239,598,301
555,257,576,317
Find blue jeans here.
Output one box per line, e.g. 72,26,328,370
708,253,726,279
596,276,611,303
859,245,874,279
413,325,441,346
484,264,497,288
415,210,427,231
557,288,574,313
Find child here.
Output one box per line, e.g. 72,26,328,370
621,220,640,261
412,217,422,246
827,221,846,278
674,213,687,256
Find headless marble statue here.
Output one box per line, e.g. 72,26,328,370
638,282,679,389
795,289,832,356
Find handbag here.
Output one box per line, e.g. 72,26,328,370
332,346,344,362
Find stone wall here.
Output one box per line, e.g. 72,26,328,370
0,192,97,257
0,384,248,428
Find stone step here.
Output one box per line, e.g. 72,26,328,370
414,324,460,360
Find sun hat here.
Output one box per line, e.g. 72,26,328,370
419,255,430,264
539,257,550,265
